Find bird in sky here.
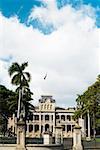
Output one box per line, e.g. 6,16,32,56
44,73,47,80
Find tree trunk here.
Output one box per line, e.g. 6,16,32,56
93,112,96,139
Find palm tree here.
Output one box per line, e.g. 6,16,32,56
8,62,33,120
8,62,31,89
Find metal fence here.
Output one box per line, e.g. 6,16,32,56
0,137,16,144
26,137,43,144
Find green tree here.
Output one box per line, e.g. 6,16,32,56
8,62,31,89
74,75,100,137
0,85,16,135
8,62,33,120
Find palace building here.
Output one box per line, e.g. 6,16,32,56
8,95,77,138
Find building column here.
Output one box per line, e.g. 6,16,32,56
53,113,55,136
39,113,41,135
65,125,67,132
87,110,91,140
71,125,72,133
43,114,45,132
27,124,29,134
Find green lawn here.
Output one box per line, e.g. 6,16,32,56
95,138,100,142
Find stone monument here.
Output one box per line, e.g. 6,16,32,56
16,89,26,150
43,131,52,144
16,117,26,150
73,125,83,150
55,125,63,144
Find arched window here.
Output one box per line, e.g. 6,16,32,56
47,104,49,109
29,124,33,132
67,125,71,132
41,104,43,110
45,124,49,132
34,124,39,132
50,105,52,109
45,115,49,121
44,104,46,109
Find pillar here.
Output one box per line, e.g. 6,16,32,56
79,118,86,138
16,119,26,150
73,125,83,150
43,131,52,144
87,110,91,140
55,125,63,144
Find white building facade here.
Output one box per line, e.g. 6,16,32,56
8,95,79,138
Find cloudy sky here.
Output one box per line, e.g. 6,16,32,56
0,0,100,107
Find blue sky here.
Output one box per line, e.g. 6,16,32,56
0,0,99,107
0,0,100,34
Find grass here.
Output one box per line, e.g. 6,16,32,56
95,138,100,142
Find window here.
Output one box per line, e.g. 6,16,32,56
72,125,75,132
47,104,49,109
67,125,71,132
34,115,39,120
56,115,59,119
62,125,65,131
41,115,43,120
45,115,49,121
41,104,43,110
61,115,65,121
35,125,39,132
51,115,53,121
29,114,33,121
45,124,49,132
29,124,33,132
50,105,52,109
67,115,71,121
44,104,46,109
51,126,53,132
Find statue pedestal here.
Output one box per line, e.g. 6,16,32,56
43,131,52,144
16,119,26,150
55,126,63,144
73,125,83,150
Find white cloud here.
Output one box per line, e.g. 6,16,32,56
28,0,96,29
0,1,99,107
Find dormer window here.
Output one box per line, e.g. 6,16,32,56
47,104,49,109
41,104,43,110
44,104,46,109
50,105,52,110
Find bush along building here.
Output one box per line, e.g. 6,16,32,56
8,95,86,138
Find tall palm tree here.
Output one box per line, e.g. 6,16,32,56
8,62,32,120
8,62,31,89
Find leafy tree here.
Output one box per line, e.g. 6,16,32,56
74,75,100,137
0,85,17,135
